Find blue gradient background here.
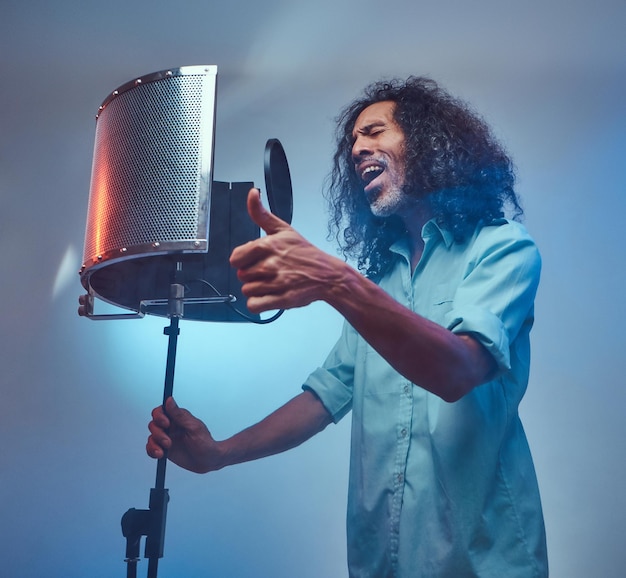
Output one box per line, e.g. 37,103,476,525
1,1,624,576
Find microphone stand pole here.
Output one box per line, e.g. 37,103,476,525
121,264,184,578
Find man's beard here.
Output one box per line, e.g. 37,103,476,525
368,185,409,217
368,181,427,219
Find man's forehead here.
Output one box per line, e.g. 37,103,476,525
352,101,397,133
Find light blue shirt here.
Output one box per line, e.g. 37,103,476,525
304,219,548,577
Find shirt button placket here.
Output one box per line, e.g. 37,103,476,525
389,380,412,574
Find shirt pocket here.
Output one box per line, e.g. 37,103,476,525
421,283,454,326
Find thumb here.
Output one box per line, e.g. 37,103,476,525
164,397,202,429
247,188,289,235
164,397,183,421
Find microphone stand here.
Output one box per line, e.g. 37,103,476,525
121,266,184,578
79,259,237,577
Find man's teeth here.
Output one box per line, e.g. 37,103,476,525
362,166,383,179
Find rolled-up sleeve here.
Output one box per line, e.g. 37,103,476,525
445,222,541,374
303,321,357,423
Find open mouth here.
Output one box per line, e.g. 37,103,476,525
358,161,386,188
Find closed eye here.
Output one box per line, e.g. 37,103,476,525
352,122,388,141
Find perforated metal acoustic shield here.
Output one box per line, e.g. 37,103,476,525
83,65,217,269
80,66,261,322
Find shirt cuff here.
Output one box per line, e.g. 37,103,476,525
445,305,511,373
303,367,353,423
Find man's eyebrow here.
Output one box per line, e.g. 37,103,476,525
352,120,387,137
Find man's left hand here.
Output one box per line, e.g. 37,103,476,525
229,188,343,313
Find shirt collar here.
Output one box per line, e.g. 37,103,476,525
389,218,455,258
422,219,455,248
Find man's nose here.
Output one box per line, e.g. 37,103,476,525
352,136,371,160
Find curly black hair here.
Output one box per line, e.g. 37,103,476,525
325,77,522,279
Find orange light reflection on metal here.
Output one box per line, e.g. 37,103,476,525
91,155,111,259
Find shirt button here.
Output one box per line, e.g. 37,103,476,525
397,473,404,484
400,428,408,438
404,385,410,395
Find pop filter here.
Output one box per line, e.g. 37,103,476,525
264,138,293,225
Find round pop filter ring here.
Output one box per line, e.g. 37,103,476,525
264,139,293,224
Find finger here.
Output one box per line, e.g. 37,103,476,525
247,188,289,235
245,293,299,314
146,436,167,459
230,238,273,270
244,295,280,314
237,260,278,284
164,396,186,422
146,444,163,459
164,396,177,414
151,405,171,429
148,419,169,439
239,277,283,298
164,397,200,431
244,289,309,313
244,279,317,312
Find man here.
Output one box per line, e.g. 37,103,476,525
147,77,548,577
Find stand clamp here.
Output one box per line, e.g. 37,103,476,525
121,488,170,578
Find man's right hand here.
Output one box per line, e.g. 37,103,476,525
147,391,332,474
147,397,223,474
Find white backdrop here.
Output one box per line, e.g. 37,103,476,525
1,1,624,576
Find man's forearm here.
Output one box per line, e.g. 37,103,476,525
324,262,495,402
216,390,333,469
